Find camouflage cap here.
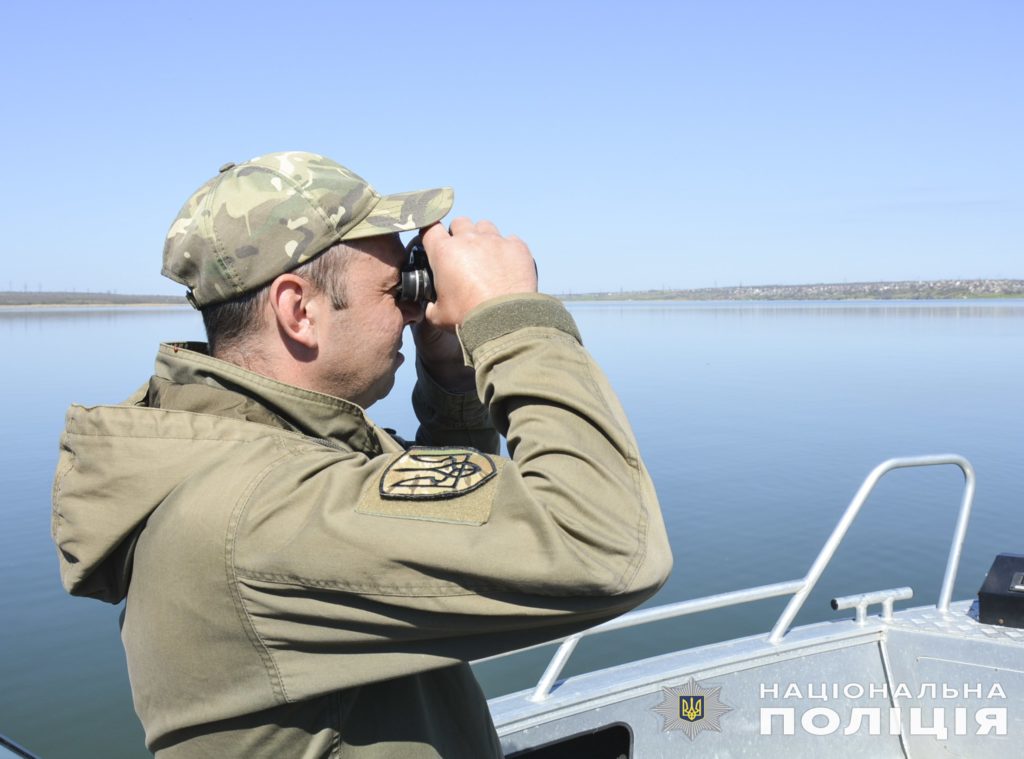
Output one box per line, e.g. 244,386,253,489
162,151,453,308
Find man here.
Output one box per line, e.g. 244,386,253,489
53,151,673,757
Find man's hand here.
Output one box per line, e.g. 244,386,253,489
412,319,476,392
420,217,538,331
412,217,537,392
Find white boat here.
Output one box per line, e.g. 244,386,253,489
485,455,1022,758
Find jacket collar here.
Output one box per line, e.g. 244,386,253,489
155,342,385,456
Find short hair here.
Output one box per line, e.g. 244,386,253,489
201,244,351,357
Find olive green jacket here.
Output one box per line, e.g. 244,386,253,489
52,294,673,758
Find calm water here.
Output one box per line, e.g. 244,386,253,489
1,301,1022,757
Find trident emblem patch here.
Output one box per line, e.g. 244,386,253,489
379,447,496,500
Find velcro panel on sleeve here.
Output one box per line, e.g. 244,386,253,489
457,294,582,364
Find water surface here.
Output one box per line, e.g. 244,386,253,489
1,301,1021,757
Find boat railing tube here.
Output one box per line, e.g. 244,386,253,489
767,454,975,644
527,580,806,702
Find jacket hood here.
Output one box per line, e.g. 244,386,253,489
52,399,266,602
51,343,395,603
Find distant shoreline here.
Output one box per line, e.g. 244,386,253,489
0,292,188,308
557,278,1024,302
1,279,1022,307
0,302,191,309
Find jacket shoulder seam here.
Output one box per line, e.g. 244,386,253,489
64,405,302,443
232,568,631,599
225,439,299,704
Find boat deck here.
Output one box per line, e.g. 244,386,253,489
487,457,1021,757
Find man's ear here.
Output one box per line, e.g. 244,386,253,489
268,274,319,350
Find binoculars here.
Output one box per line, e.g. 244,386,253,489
397,242,435,305
397,240,538,305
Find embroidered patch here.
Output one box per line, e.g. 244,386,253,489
357,447,499,525
379,447,496,501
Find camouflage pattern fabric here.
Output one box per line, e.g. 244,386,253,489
162,151,453,307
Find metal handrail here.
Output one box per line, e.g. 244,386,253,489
515,455,976,702
526,580,804,702
767,454,974,642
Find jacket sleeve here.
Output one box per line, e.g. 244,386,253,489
229,294,673,696
411,357,500,454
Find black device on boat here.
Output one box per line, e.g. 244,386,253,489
977,553,1024,628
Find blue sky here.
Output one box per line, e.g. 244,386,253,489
3,0,1021,295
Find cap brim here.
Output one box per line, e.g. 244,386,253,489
343,187,454,241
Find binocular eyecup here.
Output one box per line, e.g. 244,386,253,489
397,243,436,304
